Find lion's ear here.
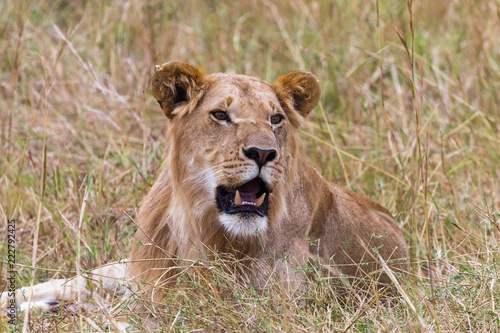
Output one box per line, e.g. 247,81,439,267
271,71,321,119
152,61,206,119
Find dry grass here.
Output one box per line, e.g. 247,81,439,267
1,0,500,331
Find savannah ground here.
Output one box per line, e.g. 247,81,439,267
1,0,499,331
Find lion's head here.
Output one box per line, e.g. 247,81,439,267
149,61,320,242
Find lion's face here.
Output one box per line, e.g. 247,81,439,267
152,62,321,239
172,74,292,237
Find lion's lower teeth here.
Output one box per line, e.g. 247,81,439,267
235,190,242,205
234,191,265,207
256,193,266,207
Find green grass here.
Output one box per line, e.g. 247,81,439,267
1,0,500,331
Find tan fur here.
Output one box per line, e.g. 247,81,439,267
131,61,409,293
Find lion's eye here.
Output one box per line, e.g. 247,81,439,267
211,110,230,122
270,114,284,125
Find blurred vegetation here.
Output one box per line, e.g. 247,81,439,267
0,0,499,331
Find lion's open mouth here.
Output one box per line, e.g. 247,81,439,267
216,178,270,217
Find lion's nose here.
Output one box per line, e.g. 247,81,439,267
243,147,277,168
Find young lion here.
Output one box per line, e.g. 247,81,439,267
2,62,408,313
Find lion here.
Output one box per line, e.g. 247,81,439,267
2,62,408,315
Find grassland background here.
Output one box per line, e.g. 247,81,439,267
1,0,499,331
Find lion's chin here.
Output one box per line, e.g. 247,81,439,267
219,213,268,238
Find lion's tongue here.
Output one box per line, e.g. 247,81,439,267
227,178,265,206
